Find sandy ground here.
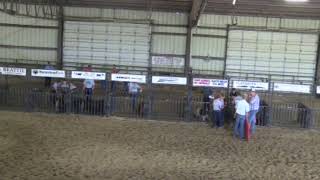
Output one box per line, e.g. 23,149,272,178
0,111,320,180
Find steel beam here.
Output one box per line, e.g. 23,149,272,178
190,0,208,27
314,35,320,88
57,5,63,69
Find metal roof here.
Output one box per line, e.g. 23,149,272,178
6,0,320,19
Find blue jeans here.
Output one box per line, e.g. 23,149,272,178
249,110,259,134
213,110,223,127
234,114,245,139
85,88,93,96
130,93,138,111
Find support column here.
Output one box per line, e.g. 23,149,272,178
314,34,320,95
223,25,230,78
185,25,193,121
57,6,64,69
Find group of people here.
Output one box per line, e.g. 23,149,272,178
232,89,260,140
44,63,143,113
204,88,260,140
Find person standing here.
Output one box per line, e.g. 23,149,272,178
249,89,260,135
128,82,141,111
210,94,224,128
83,79,95,96
202,87,213,115
83,65,92,72
234,93,250,139
44,62,55,88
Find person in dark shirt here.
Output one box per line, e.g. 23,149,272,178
44,62,54,88
230,88,237,98
202,87,213,114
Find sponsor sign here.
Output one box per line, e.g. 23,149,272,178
152,56,184,67
0,67,26,76
152,76,187,85
274,83,311,94
71,71,106,80
193,78,228,88
111,74,146,83
317,86,320,94
233,81,269,91
31,69,65,78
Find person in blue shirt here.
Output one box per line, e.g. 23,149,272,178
83,79,95,96
209,93,224,128
44,62,54,88
128,82,141,111
249,89,260,135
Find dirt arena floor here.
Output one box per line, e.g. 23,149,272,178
0,111,320,180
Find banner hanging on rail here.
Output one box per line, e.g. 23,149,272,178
71,71,106,80
152,76,187,85
193,78,228,88
31,69,65,78
233,81,269,91
274,83,311,94
111,74,146,83
0,67,26,76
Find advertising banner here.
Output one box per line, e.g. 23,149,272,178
274,83,311,94
193,78,228,88
233,81,269,91
71,71,106,80
111,74,146,83
152,76,187,85
31,69,65,78
0,67,26,76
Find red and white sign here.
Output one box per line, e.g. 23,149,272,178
193,78,228,88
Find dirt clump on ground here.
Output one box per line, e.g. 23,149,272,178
0,111,320,180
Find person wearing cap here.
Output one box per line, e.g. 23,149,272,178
249,89,260,134
209,93,224,128
234,93,250,139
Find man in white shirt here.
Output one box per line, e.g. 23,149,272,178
83,79,95,96
234,93,250,139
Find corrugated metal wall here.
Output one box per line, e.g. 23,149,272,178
0,5,319,83
226,30,318,84
63,21,151,73
191,27,227,76
0,10,58,66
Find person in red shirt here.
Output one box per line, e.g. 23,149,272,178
83,65,92,72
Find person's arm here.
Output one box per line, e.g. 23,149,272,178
209,95,214,99
220,100,224,110
92,80,95,90
83,80,86,90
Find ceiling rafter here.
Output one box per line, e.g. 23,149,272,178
2,0,320,19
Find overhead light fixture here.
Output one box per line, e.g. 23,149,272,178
232,0,237,5
286,0,308,1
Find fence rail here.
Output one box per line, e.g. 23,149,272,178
0,88,320,130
